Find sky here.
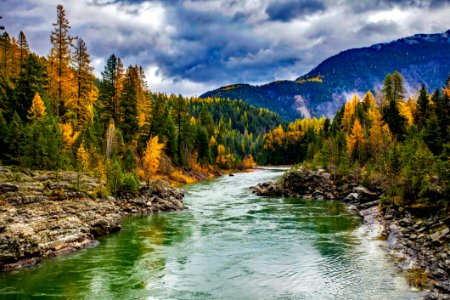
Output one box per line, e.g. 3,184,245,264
2,0,450,96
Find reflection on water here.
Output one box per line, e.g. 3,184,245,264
0,169,420,299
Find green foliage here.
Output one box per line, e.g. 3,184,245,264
121,171,139,195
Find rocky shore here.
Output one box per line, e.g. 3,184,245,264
0,167,185,272
252,166,450,299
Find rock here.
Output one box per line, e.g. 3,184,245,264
0,167,186,272
312,190,324,200
344,193,359,202
356,199,379,210
353,186,379,203
0,183,19,194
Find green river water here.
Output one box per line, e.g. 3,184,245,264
0,168,420,299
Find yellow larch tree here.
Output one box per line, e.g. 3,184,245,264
347,118,366,160
368,107,392,156
141,136,164,184
76,143,89,171
28,92,46,121
60,122,80,149
216,144,227,165
342,95,359,132
398,100,414,126
362,90,376,110
71,38,98,128
47,4,76,118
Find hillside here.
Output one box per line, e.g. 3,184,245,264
201,30,450,120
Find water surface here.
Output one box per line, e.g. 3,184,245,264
0,169,419,299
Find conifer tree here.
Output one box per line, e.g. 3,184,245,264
48,4,74,118
7,112,23,164
72,38,97,127
0,111,8,162
415,84,429,130
17,31,29,73
196,126,211,165
142,135,164,185
120,66,139,142
171,95,192,165
12,54,46,119
382,72,407,139
99,54,120,125
28,92,46,121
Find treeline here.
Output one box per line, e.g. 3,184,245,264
0,5,280,195
264,71,449,213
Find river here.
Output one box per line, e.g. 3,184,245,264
0,168,420,299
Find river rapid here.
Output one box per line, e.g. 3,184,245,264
0,168,420,299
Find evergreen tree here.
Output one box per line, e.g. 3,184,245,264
164,106,178,161
17,31,29,73
432,89,449,143
171,95,192,166
415,84,429,130
382,72,407,140
423,114,443,155
119,66,139,142
196,126,211,165
7,112,23,164
11,54,46,120
0,111,8,162
98,54,120,125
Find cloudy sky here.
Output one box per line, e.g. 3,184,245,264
2,0,450,96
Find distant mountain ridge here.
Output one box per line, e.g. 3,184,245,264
201,30,450,120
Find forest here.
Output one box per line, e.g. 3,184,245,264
0,5,283,196
0,5,449,213
262,71,450,213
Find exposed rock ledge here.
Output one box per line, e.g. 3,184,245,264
252,166,450,300
0,167,185,272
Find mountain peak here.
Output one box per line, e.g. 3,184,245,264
201,30,450,120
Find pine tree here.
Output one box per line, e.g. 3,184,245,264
48,4,74,118
17,31,29,73
98,54,121,125
12,54,46,120
196,126,211,165
415,84,429,130
382,72,407,140
120,66,139,142
7,112,23,164
430,89,449,144
0,111,8,162
171,95,192,165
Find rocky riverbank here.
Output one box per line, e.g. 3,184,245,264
252,166,450,299
0,167,185,272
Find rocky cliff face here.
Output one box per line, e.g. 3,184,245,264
0,167,185,271
252,167,450,299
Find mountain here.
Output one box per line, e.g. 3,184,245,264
200,30,450,120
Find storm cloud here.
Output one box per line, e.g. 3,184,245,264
2,0,450,95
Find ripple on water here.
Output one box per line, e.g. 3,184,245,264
0,169,420,299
